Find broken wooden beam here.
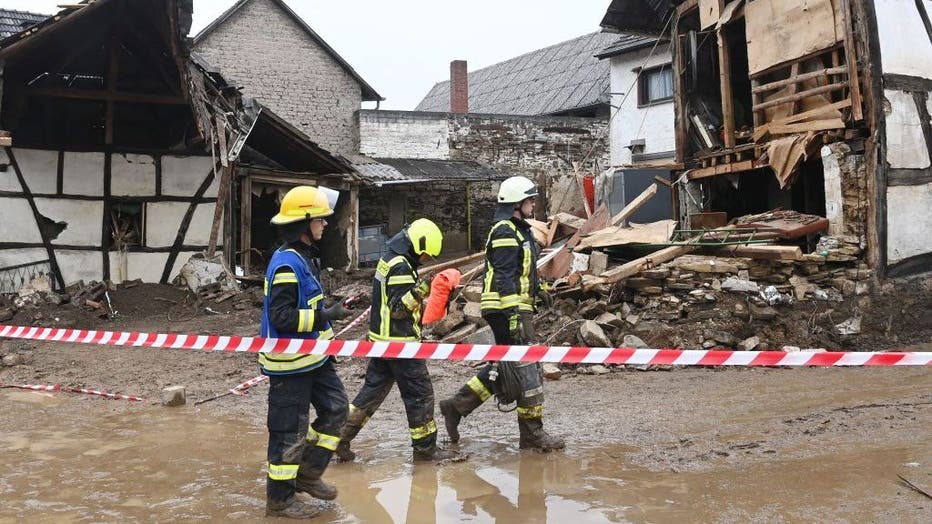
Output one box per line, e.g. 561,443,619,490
752,82,848,112
718,244,802,260
768,118,846,135
751,66,848,94
421,252,486,276
687,159,763,180
609,183,658,226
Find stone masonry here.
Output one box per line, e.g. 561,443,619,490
194,0,363,155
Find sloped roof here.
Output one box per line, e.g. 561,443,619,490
344,154,510,186
0,8,48,39
600,0,673,36
594,34,658,59
414,32,618,115
194,0,382,101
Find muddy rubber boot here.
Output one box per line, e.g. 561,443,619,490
265,497,323,519
413,444,468,463
295,467,338,500
518,417,565,451
440,387,484,443
334,406,368,462
334,441,355,463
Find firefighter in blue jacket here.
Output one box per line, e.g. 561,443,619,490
439,176,565,451
335,219,462,462
261,185,352,519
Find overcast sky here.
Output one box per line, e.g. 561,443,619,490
5,0,610,109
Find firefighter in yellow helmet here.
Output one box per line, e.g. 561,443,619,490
261,185,352,519
335,218,464,463
439,176,565,451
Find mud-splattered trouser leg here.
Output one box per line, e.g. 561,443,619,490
388,359,438,451
343,358,397,443
447,311,543,419
266,359,348,503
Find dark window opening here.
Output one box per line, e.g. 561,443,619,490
109,201,144,250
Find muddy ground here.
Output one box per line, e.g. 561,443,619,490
1,280,931,521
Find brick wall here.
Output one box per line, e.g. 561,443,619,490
194,0,362,155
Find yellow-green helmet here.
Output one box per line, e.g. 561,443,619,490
270,186,334,225
407,218,443,257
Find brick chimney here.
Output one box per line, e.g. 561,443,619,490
450,60,468,113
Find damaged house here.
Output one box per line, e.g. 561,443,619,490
0,0,356,291
601,0,932,277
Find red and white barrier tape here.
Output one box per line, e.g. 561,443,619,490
2,324,930,367
335,307,371,338
229,374,267,396
1,382,143,401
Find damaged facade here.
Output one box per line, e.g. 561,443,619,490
0,0,355,291
601,0,932,277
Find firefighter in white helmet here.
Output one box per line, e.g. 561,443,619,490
439,176,565,451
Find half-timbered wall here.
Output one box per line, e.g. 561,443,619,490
0,147,218,288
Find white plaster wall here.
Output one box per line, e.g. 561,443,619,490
358,111,450,159
874,0,932,79
33,198,103,247
109,251,170,284
0,197,43,243
821,146,845,235
56,250,104,287
62,152,105,196
0,248,47,271
884,89,931,169
608,48,676,167
887,183,932,263
162,155,216,197
112,153,157,196
4,148,58,194
145,202,218,247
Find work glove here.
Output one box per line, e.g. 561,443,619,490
507,310,526,345
412,279,431,300
537,289,554,310
322,302,351,322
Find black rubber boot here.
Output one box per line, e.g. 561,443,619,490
518,417,565,451
296,447,338,500
334,407,368,462
413,444,469,463
439,387,484,443
265,497,323,519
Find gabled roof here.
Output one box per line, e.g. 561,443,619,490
600,0,674,36
0,8,48,39
594,34,659,60
414,32,618,116
193,0,382,102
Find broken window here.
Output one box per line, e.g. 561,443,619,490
109,201,144,250
638,65,674,106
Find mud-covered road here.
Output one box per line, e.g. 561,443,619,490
1,302,929,522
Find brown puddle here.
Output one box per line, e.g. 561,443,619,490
1,390,929,523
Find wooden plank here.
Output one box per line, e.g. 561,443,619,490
771,99,852,125
421,251,486,276
654,175,673,188
588,244,695,287
554,212,586,231
26,87,187,105
717,27,736,148
719,244,803,260
752,82,848,112
539,204,610,279
768,118,846,135
544,217,560,247
751,66,847,94
207,164,232,257
687,159,759,180
104,31,121,146
240,176,252,270
610,183,658,226
839,0,863,121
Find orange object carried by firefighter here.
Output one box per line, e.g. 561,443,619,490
422,268,462,325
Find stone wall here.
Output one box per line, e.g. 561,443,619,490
194,0,363,156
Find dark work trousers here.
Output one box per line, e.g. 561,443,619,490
266,359,348,503
471,311,544,410
349,357,438,450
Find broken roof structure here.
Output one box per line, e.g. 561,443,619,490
0,8,47,39
0,0,360,289
415,32,619,116
346,155,510,187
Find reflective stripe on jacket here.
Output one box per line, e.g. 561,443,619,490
369,254,423,342
259,247,332,374
481,218,539,314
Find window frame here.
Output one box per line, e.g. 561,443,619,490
637,63,675,108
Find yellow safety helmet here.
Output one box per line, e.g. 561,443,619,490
407,218,443,257
271,186,334,225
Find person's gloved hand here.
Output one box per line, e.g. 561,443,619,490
412,279,431,300
538,289,554,310
322,301,351,322
507,309,525,344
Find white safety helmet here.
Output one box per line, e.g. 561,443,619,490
318,186,339,210
497,176,538,204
